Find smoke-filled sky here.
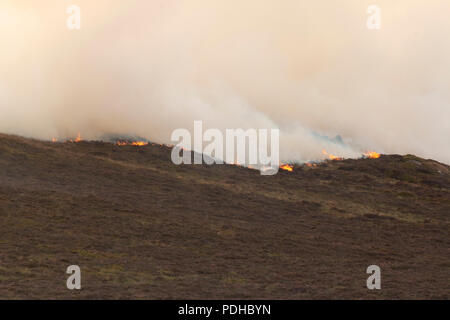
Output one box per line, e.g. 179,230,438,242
1,0,449,163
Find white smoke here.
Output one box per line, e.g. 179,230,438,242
1,0,449,163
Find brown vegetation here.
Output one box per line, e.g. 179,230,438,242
0,134,448,299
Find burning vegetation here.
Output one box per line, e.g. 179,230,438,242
320,149,381,162
322,149,343,161
50,134,381,172
280,164,294,172
52,134,150,147
116,141,149,146
364,151,381,159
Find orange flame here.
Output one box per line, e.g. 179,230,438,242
132,142,148,146
280,164,294,172
364,151,380,159
68,133,82,143
322,149,342,161
116,141,148,146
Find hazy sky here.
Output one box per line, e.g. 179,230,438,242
1,1,449,163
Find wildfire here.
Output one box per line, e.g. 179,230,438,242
364,151,381,159
280,164,294,172
66,133,82,143
116,140,149,146
322,149,342,161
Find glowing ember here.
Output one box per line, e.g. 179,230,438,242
322,149,342,161
132,142,148,146
364,151,381,159
116,141,149,146
280,164,294,172
306,163,317,167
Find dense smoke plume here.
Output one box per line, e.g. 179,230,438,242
1,0,449,163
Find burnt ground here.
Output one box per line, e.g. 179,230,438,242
0,133,449,299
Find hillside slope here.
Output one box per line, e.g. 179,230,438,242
0,133,449,299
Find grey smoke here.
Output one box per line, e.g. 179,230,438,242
1,0,449,164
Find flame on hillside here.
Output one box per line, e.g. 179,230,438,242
49,134,381,170
306,163,318,168
280,164,294,172
364,151,381,159
116,141,149,146
61,133,82,143
75,133,82,142
322,149,342,161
